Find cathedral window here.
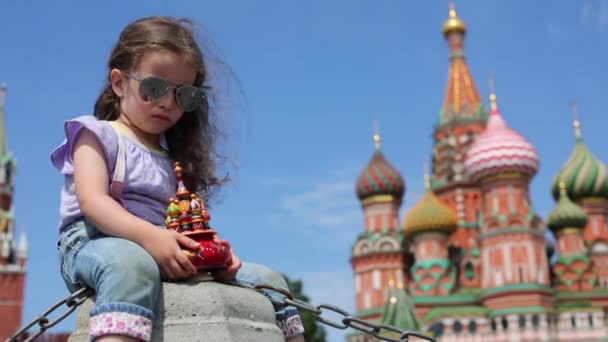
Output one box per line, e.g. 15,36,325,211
531,314,540,328
428,322,444,337
501,316,508,330
588,313,594,327
468,320,477,333
518,315,526,328
570,315,576,328
490,319,497,332
453,321,462,334
465,261,474,279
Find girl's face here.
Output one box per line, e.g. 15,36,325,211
110,49,197,142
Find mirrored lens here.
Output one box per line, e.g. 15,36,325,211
176,86,204,112
139,77,170,102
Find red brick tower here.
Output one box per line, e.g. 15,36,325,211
351,129,407,321
464,84,553,337
431,3,487,291
0,83,27,341
551,109,608,290
548,182,595,292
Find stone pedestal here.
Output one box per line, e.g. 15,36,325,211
68,276,284,341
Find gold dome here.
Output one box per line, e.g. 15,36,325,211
403,175,457,237
443,3,466,37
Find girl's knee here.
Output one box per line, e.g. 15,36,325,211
239,262,289,290
105,245,160,289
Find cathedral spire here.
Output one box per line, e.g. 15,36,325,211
571,100,583,142
373,119,381,151
489,73,499,113
439,3,484,125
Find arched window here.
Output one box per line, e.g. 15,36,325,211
531,314,540,328
465,261,475,279
453,321,462,334
428,322,444,338
490,319,497,332
468,320,477,333
588,313,594,327
518,315,526,328
571,315,576,328
501,316,508,330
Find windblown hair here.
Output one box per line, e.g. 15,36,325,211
94,16,224,199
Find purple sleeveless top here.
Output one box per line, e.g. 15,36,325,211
51,115,177,231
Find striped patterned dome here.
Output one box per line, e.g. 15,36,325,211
547,183,588,232
551,122,608,201
356,150,405,201
465,95,539,182
404,179,457,237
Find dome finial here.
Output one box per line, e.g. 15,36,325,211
488,73,498,112
571,100,582,140
449,1,457,18
443,1,466,37
373,118,381,151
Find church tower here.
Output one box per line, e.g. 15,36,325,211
351,128,407,321
431,3,487,290
464,83,553,340
551,109,608,290
0,83,28,341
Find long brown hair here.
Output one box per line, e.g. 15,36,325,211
94,16,224,199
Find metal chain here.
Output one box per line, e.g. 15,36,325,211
5,287,94,342
7,283,435,342
244,283,436,342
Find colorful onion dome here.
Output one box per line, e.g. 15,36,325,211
356,132,405,201
404,175,457,237
551,118,608,201
547,182,588,232
464,92,540,182
443,3,466,37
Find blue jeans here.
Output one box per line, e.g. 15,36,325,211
57,219,304,341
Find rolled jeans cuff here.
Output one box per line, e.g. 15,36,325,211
89,302,154,341
275,306,305,338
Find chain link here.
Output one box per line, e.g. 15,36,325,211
245,283,436,342
5,287,94,342
8,283,435,342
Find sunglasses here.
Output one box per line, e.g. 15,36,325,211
125,74,207,112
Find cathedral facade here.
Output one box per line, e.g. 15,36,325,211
349,6,608,342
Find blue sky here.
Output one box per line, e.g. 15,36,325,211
1,1,608,341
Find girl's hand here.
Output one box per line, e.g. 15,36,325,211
211,238,242,283
141,229,200,281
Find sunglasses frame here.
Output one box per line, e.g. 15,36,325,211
124,73,208,112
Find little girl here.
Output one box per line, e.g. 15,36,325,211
51,16,305,342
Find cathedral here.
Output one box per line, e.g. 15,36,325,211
349,5,608,342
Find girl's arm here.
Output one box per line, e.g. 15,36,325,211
73,129,199,280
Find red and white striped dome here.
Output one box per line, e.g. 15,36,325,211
464,95,540,181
